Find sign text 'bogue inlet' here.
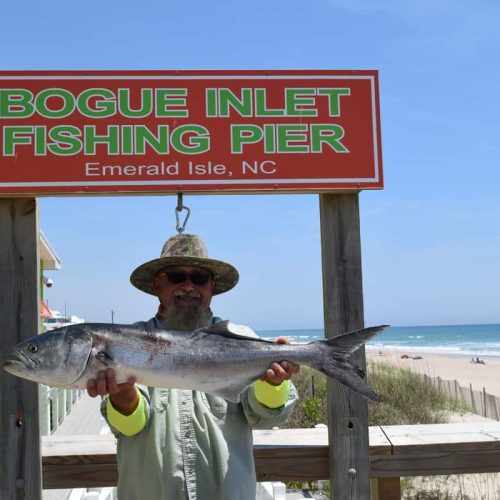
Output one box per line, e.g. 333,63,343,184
0,70,383,195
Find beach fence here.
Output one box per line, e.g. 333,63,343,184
422,374,500,421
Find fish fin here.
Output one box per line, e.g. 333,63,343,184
320,325,390,355
210,386,245,403
203,320,231,333
310,325,389,402
95,351,118,368
321,359,383,402
211,378,257,403
196,321,275,343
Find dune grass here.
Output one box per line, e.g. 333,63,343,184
367,360,470,425
286,361,468,428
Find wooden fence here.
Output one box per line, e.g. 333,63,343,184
422,374,500,421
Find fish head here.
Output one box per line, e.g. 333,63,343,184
3,325,93,387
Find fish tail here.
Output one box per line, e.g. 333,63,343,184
309,325,389,402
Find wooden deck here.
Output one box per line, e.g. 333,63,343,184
41,421,500,498
43,395,109,500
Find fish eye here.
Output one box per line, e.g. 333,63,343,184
27,344,38,353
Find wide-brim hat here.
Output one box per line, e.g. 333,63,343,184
130,233,239,296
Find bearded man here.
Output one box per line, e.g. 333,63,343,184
87,233,299,500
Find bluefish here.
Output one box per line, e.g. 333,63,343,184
3,321,388,402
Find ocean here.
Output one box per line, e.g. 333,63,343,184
257,323,500,359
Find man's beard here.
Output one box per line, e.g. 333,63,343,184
161,297,211,331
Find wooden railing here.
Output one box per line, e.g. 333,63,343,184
40,387,84,435
42,422,500,499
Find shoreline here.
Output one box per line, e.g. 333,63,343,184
367,350,500,398
366,345,500,360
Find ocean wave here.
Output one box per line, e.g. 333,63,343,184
258,323,500,357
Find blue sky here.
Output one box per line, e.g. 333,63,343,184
1,0,499,330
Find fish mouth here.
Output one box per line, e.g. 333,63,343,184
3,351,36,373
3,359,29,374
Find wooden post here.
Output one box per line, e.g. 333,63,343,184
371,478,401,500
483,388,487,418
50,389,59,432
319,193,370,499
39,387,50,436
470,384,476,413
0,198,42,499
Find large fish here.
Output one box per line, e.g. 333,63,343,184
3,321,388,402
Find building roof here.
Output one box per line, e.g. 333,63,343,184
40,300,52,318
40,231,61,270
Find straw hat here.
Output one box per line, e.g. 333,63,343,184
130,234,239,296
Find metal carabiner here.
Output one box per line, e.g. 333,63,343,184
175,193,191,234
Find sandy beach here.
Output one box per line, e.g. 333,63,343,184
367,350,500,497
367,350,500,397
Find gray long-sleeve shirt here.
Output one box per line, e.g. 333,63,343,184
101,316,298,500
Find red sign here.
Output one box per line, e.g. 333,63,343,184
0,70,383,195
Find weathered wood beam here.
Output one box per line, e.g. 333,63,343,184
371,477,401,500
0,198,41,499
319,193,369,499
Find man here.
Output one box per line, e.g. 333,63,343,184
87,233,299,500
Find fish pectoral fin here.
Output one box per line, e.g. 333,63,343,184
211,386,245,403
210,379,255,403
95,351,118,368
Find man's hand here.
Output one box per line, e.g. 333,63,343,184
87,368,139,416
261,337,300,386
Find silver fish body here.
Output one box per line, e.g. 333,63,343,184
2,321,388,402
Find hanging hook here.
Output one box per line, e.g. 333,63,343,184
175,193,191,234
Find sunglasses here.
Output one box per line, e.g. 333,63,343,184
160,270,212,286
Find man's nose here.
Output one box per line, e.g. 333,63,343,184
180,279,196,290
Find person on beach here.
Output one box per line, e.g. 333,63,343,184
86,233,299,500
